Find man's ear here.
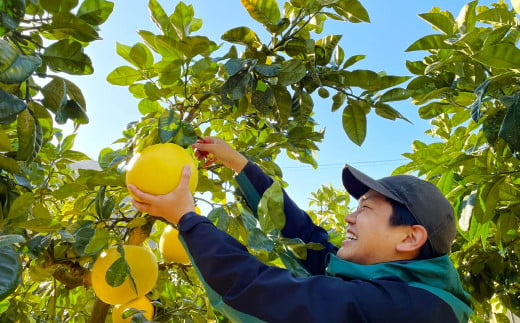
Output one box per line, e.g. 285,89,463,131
396,225,428,253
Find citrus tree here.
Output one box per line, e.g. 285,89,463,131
0,0,402,321
3,0,517,322
0,0,117,321
394,1,520,321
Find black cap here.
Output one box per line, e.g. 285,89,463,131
342,165,456,256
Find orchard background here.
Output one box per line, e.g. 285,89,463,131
0,0,519,322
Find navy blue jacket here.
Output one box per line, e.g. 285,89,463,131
178,162,473,322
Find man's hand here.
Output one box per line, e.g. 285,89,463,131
192,136,248,173
128,165,195,224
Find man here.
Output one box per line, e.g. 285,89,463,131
128,137,473,322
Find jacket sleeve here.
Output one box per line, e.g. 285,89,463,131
234,161,338,275
178,212,458,323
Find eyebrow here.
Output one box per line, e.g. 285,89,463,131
360,191,378,201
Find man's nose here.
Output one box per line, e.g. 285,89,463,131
345,210,358,223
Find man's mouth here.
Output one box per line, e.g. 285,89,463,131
345,232,358,241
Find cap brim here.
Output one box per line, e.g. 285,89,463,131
342,165,404,203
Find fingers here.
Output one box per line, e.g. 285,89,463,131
128,184,153,204
193,136,223,166
177,165,191,190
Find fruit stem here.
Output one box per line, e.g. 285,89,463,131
89,298,110,323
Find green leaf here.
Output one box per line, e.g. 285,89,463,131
0,246,21,301
418,13,455,35
284,38,313,58
137,98,162,114
0,0,26,36
477,8,516,26
171,1,197,39
148,0,175,38
277,249,310,278
342,54,365,69
157,110,197,146
331,0,370,23
254,63,281,77
257,181,285,233
0,155,21,174
315,35,342,66
7,192,34,223
483,108,505,145
342,101,367,146
16,108,42,162
331,92,345,112
222,70,251,100
0,88,26,125
52,183,88,199
106,66,142,86
378,87,412,103
43,40,94,75
248,228,275,251
472,43,520,69
0,40,18,73
177,36,217,60
74,224,98,256
512,0,520,15
41,78,67,114
58,99,88,125
106,256,129,288
405,34,451,51
278,59,307,86
95,186,107,219
129,43,154,69
498,98,520,154
18,218,62,232
477,176,504,223
293,90,313,125
455,0,477,34
222,27,262,49
240,0,281,28
77,0,114,25
0,53,41,84
374,102,410,122
40,0,78,13
84,228,109,254
271,84,292,127
44,12,100,42
342,70,409,91
155,61,182,86
225,58,250,77
471,79,491,122
0,235,25,248
207,207,230,231
60,133,76,152
64,79,87,112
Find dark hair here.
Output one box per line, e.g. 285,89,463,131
387,198,434,260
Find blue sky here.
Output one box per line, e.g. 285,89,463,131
68,0,495,208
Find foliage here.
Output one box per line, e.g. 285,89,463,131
0,0,393,321
2,0,518,322
395,1,520,320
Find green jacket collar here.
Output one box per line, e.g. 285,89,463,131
326,254,473,322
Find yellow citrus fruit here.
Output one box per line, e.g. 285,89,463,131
159,225,190,264
126,143,198,201
91,245,158,305
111,296,154,323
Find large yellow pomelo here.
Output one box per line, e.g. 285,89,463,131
159,225,190,264
112,296,154,323
91,245,158,305
126,143,198,200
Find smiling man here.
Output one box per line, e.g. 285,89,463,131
128,137,473,323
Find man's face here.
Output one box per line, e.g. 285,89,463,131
336,190,409,265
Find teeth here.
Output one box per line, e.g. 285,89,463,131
346,233,357,241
